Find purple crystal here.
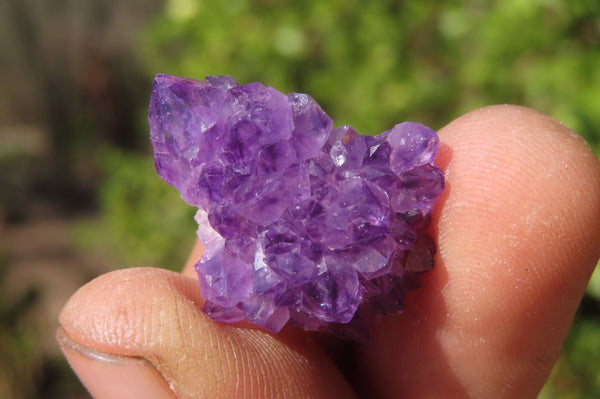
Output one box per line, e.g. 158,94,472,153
149,74,445,341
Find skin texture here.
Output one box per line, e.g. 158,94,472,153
58,105,600,399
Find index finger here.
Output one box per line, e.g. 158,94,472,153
358,105,600,398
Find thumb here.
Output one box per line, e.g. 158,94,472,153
57,267,356,399
56,326,176,399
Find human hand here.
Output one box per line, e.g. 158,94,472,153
57,105,600,399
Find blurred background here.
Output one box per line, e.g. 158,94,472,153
1,0,599,397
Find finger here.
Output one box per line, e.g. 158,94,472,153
58,267,357,399
56,327,177,399
182,241,203,278
358,105,600,398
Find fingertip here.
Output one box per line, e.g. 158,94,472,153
58,267,205,351
58,267,356,399
360,105,600,398
438,104,600,290
56,327,177,399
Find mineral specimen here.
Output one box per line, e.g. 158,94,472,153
149,74,444,341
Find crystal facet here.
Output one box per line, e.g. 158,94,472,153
149,74,445,341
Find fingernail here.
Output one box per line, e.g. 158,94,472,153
56,327,176,399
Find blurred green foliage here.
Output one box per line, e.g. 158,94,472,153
78,149,197,269
0,253,39,398
83,0,600,396
142,0,600,151
0,254,81,398
540,315,600,398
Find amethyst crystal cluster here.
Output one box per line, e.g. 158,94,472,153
149,74,444,340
